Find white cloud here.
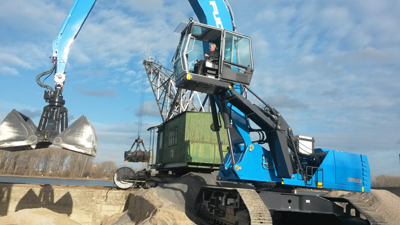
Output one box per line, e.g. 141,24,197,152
0,53,31,69
263,95,309,110
0,67,18,76
125,0,165,11
0,0,69,37
135,101,160,118
65,0,189,72
77,88,117,97
19,109,42,119
335,47,393,66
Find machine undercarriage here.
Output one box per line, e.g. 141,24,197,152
195,186,386,225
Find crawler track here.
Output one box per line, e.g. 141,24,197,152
344,196,387,225
196,186,389,225
196,187,272,225
236,188,272,225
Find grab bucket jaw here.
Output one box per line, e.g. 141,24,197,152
0,109,97,156
124,150,150,162
0,109,39,150
53,115,97,156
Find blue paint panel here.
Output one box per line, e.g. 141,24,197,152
334,151,364,186
218,144,280,183
316,150,336,184
360,154,371,191
189,0,233,31
220,146,371,192
283,149,370,192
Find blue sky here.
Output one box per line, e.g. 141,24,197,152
0,0,399,177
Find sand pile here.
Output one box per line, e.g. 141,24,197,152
0,208,80,225
101,188,195,225
326,189,400,224
102,172,254,225
102,172,218,224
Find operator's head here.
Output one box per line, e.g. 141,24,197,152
209,43,216,52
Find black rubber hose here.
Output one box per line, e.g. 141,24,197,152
36,62,56,92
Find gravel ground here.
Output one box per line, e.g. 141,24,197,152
2,173,399,225
106,173,400,225
371,189,400,224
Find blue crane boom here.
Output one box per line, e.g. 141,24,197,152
189,0,235,31
52,0,97,89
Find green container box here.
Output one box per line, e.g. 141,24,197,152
156,112,228,172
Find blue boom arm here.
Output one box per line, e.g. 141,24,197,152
52,0,96,89
189,0,235,31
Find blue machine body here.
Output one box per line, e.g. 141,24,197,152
188,0,371,193
220,146,371,192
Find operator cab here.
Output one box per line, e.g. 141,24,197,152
173,20,254,94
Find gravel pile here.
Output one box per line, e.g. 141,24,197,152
371,189,400,223
325,189,400,224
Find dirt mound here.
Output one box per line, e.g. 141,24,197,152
0,208,80,225
326,189,400,224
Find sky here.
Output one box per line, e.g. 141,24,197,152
0,0,399,177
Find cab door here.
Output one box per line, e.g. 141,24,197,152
220,31,254,85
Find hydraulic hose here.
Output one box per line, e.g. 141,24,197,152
36,62,56,92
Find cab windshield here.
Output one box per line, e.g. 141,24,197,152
173,34,187,77
173,22,253,85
